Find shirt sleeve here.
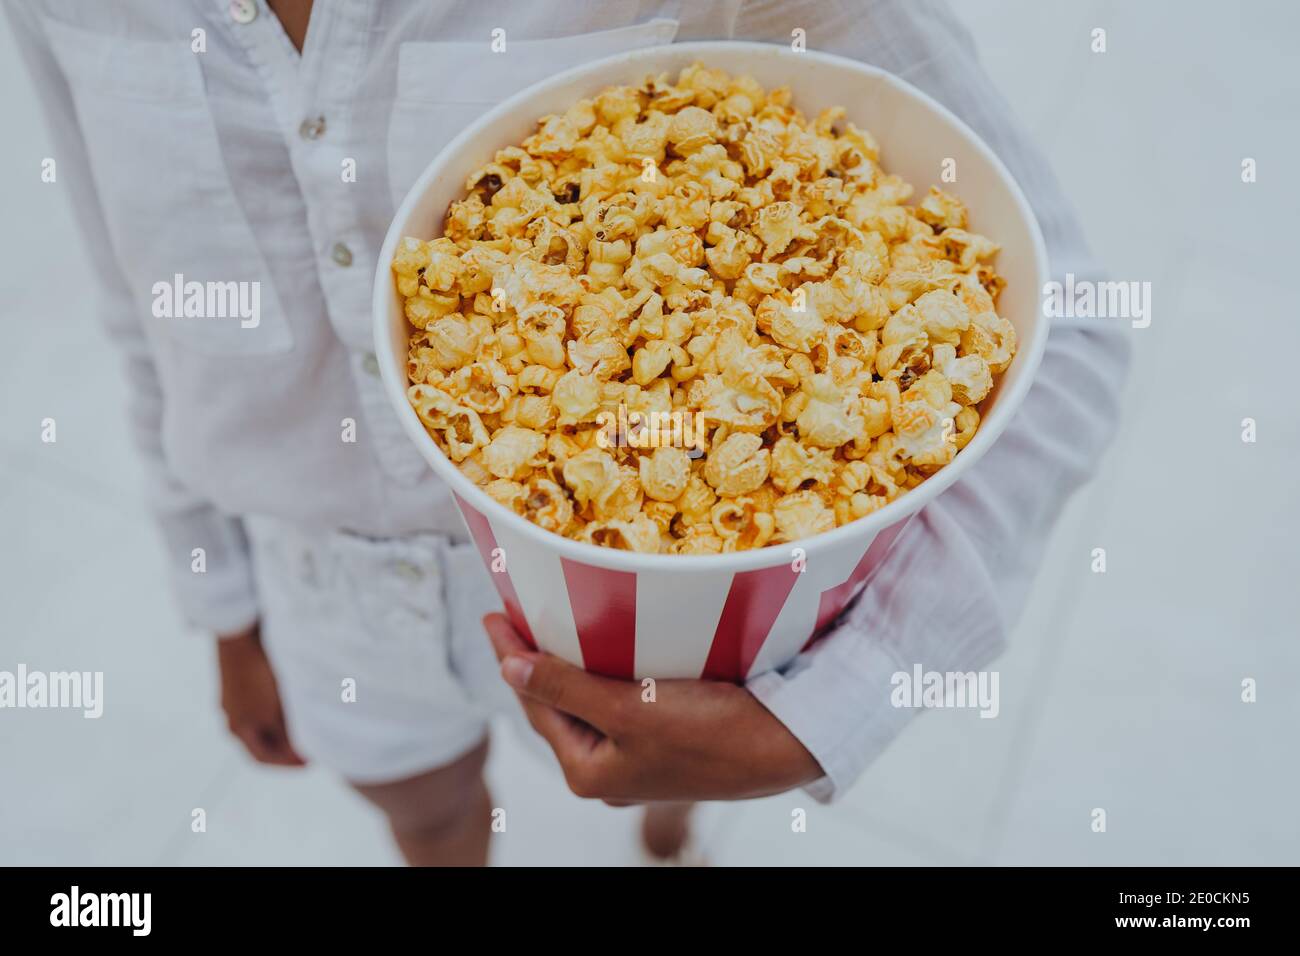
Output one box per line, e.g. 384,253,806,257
738,0,1132,800
4,0,259,636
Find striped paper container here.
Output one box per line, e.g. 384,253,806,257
374,42,1050,681
455,492,913,680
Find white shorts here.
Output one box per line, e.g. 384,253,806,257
246,516,516,784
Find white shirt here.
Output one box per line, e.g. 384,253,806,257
6,0,1129,800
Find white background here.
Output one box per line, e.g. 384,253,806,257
1,0,1297,864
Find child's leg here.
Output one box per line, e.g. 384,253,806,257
246,520,500,864
352,737,492,866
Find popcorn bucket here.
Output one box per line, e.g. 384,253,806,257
452,489,915,680
374,42,1048,680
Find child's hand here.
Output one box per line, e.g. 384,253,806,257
216,624,306,767
483,613,821,802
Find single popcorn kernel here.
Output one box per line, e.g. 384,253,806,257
704,432,770,496
395,63,1015,552
639,446,692,502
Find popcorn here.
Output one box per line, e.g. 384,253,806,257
770,435,837,493
581,514,661,553
481,425,546,481
753,201,817,258
933,343,993,405
700,364,782,432
666,106,719,154
704,432,770,496
960,310,1017,374
396,65,1015,552
519,477,575,533
916,186,968,231
552,369,601,425
711,497,776,551
639,446,692,502
756,290,826,353
772,490,835,542
796,373,864,448
408,384,488,462
448,360,514,414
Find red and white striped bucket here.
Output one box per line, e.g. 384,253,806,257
455,492,912,680
374,43,1049,681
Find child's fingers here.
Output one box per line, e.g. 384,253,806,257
517,695,583,753
483,612,529,660
487,611,633,733
263,723,306,766
515,697,619,794
232,719,304,767
232,722,276,764
485,612,633,797
502,651,633,737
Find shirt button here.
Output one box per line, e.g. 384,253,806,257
362,352,381,377
299,116,327,140
229,0,258,25
331,242,353,267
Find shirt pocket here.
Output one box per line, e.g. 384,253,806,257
385,17,680,209
41,16,293,357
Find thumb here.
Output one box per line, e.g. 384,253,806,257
483,612,529,661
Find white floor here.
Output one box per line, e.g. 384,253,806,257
2,1,1297,866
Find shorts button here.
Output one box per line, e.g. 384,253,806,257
299,116,327,140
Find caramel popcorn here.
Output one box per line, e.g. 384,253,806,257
395,65,1015,553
